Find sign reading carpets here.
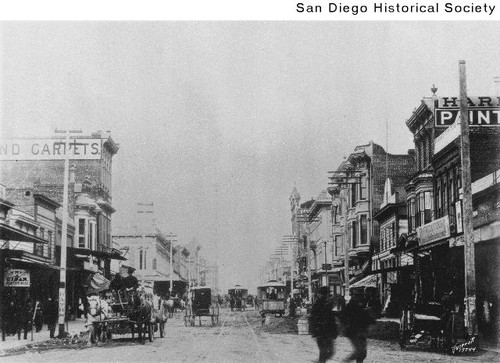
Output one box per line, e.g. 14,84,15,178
435,96,500,127
0,138,102,160
4,269,30,287
417,216,450,246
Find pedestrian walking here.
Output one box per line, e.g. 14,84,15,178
308,286,338,363
340,295,376,363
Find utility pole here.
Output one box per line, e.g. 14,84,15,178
54,129,82,338
459,60,477,339
214,183,219,295
328,164,361,302
306,223,312,302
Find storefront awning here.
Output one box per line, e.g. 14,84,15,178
350,274,378,289
367,265,414,275
68,246,126,260
0,222,48,244
139,270,185,282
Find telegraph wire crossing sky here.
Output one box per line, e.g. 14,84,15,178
1,21,500,290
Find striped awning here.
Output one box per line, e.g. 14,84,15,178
350,274,378,289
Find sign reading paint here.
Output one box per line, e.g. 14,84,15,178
435,96,500,127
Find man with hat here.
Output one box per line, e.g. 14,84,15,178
122,267,139,292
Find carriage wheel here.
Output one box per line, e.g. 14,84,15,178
159,321,165,338
148,323,154,342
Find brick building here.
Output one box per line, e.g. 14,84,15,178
0,131,122,316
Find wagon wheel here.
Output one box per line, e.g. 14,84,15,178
148,323,154,342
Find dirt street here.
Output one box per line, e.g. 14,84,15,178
2,308,498,362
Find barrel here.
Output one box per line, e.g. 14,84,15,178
297,318,309,335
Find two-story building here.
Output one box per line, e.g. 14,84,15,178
113,226,179,296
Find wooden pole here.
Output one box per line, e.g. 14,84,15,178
458,60,477,338
57,131,70,338
306,223,312,302
342,189,350,301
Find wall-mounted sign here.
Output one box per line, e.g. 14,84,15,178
4,268,30,287
0,138,102,160
416,216,450,246
435,96,500,127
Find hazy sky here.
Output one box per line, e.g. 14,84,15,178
2,21,500,291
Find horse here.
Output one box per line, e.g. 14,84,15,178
165,298,175,317
128,291,153,344
87,295,111,343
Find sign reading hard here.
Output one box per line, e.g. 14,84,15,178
417,216,450,246
0,138,102,160
435,96,500,127
4,269,30,287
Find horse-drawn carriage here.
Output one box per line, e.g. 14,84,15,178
257,280,287,317
184,287,220,327
228,285,248,311
87,287,168,344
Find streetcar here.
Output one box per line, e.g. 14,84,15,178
228,285,248,311
257,280,287,317
184,286,220,327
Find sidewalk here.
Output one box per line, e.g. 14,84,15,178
0,318,88,353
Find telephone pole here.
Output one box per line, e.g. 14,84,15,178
459,60,477,339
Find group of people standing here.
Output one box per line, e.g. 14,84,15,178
309,286,376,363
3,296,59,340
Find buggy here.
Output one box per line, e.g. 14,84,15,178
184,287,220,327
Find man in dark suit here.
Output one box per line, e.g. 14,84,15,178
309,287,338,363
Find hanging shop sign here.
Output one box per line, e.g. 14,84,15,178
435,96,500,127
4,268,30,287
0,138,102,160
416,216,450,246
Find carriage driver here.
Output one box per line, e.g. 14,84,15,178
123,267,139,292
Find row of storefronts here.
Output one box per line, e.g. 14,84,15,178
281,90,499,344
